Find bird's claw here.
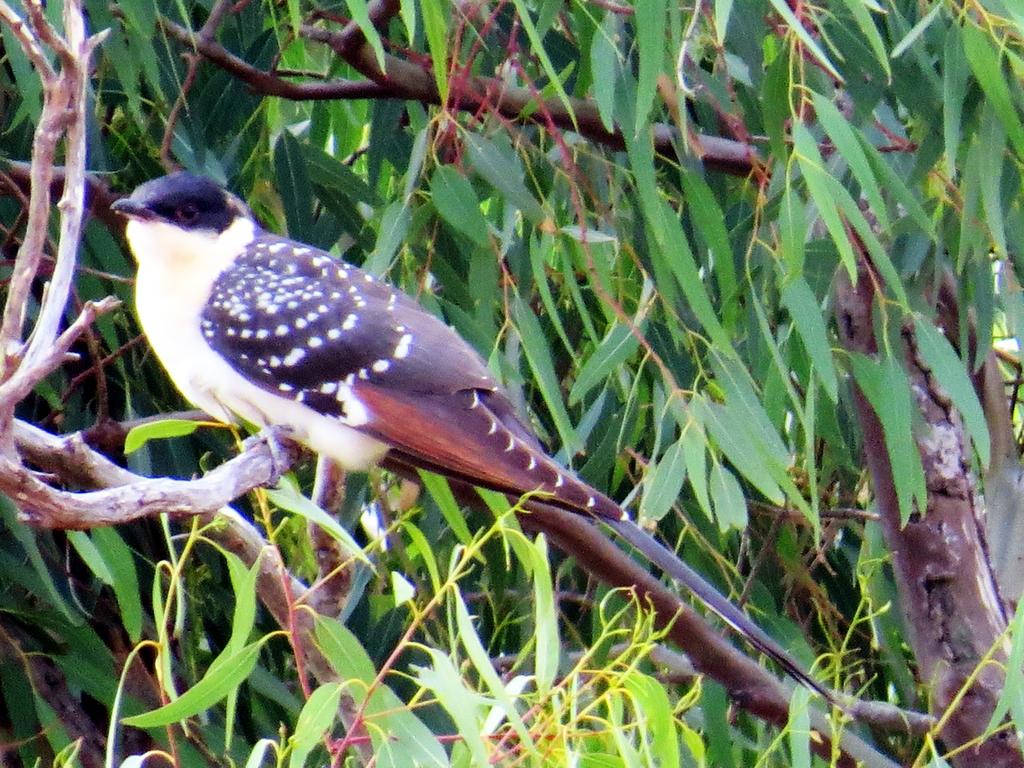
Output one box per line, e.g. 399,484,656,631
244,425,301,487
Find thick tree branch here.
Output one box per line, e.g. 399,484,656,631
835,262,1021,766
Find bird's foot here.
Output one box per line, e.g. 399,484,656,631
244,425,301,487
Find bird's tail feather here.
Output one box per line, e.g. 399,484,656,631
604,517,835,703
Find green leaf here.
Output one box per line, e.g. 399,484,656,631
394,0,416,41
418,470,474,547
275,131,315,240
714,0,734,44
289,683,343,768
0,498,80,624
963,24,1024,160
914,320,991,467
515,534,559,693
892,2,943,59
693,397,784,505
623,671,679,768
764,0,841,80
302,143,377,205
811,91,889,231
365,200,411,276
680,169,739,328
512,293,581,454
634,0,666,134
569,322,640,405
510,0,575,126
709,463,747,532
787,687,812,768
414,650,489,766
834,0,889,74
709,352,789,460
452,586,535,751
431,165,490,247
641,435,687,521
651,194,733,352
344,0,387,71
850,354,926,524
682,424,713,520
266,483,371,565
400,519,443,594
978,104,1008,256
67,531,114,585
464,134,545,224
590,14,619,132
778,184,805,276
858,132,934,235
91,528,143,642
122,641,263,727
314,617,449,767
314,616,376,682
391,570,415,606
421,0,449,102
794,122,909,307
793,122,856,280
124,419,200,454
943,27,970,179
780,277,838,403
222,551,260,653
988,595,1024,731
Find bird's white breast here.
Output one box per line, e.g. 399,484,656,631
127,217,389,470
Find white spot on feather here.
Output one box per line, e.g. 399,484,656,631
393,333,413,359
283,348,306,367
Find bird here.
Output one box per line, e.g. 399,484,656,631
111,172,828,700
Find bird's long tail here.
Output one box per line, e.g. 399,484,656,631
603,517,835,703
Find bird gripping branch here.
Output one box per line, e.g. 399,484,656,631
112,172,828,700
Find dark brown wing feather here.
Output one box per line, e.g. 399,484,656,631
352,383,623,520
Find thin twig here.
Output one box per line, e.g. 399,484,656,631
0,1,55,81
0,297,120,410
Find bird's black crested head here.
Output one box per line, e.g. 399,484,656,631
113,173,249,233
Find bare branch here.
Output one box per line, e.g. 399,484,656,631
159,10,759,176
0,1,54,81
307,456,353,616
5,426,298,529
305,21,760,176
160,18,389,101
0,296,121,409
0,160,124,230
0,0,111,460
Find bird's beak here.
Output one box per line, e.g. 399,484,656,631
111,198,157,221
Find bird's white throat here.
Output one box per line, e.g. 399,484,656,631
125,215,257,281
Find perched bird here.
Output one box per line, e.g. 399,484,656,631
112,172,826,698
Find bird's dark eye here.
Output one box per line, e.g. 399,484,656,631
175,204,200,225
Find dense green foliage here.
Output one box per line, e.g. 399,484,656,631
2,0,1024,765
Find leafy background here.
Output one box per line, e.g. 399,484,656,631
1,0,1023,766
